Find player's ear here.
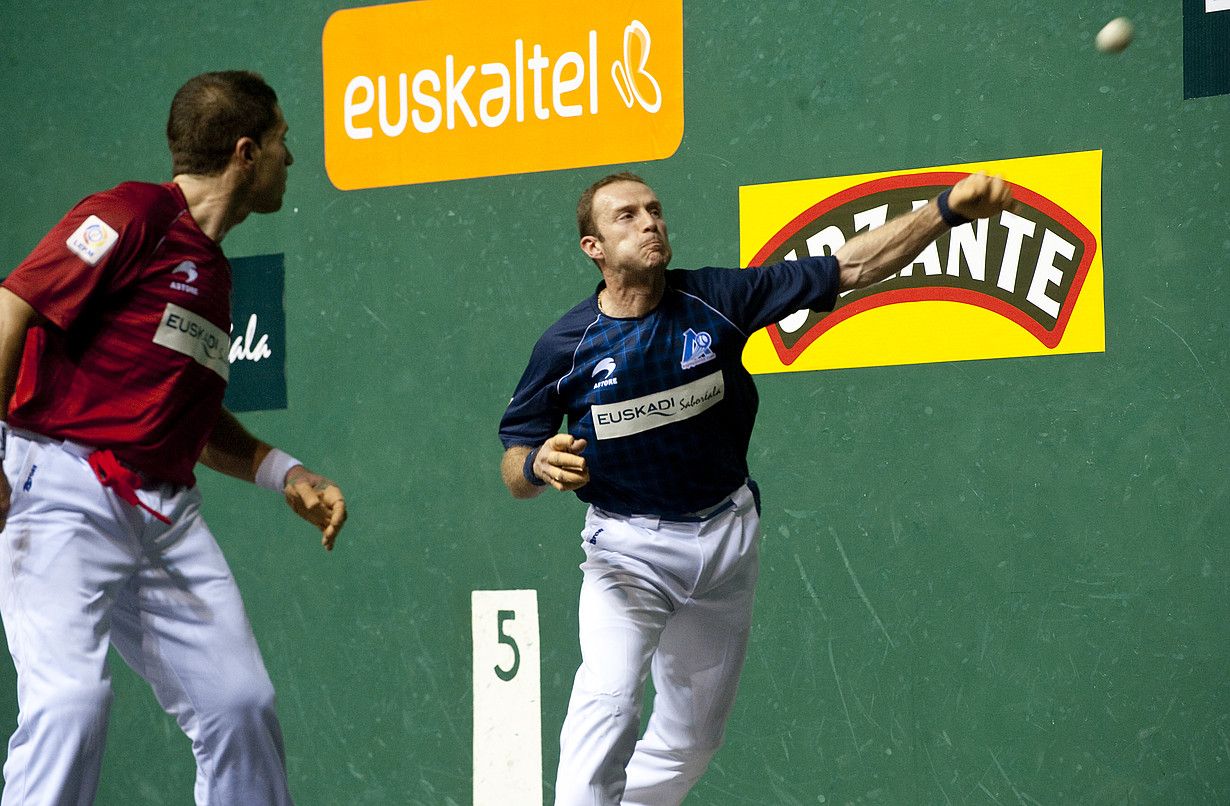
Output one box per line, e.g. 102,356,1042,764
234,136,259,167
580,235,603,260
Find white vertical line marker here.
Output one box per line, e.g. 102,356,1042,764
472,590,542,805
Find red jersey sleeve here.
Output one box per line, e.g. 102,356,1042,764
3,183,172,330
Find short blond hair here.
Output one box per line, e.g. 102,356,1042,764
576,171,648,239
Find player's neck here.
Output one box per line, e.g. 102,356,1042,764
173,174,250,243
599,271,665,318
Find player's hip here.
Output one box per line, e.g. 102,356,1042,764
3,428,200,535
579,481,761,598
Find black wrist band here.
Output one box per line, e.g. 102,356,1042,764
937,188,972,227
524,446,547,486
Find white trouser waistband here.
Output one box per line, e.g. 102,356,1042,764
8,428,170,491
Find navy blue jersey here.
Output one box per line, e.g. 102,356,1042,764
500,257,839,516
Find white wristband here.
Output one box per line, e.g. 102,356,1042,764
255,448,303,492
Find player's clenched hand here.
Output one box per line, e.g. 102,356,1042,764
948,171,1014,220
534,433,589,492
283,466,347,551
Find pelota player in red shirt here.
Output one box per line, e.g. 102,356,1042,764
0,71,346,804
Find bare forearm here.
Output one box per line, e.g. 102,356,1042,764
0,289,37,420
203,412,345,548
836,173,1015,292
501,445,546,499
199,408,271,483
835,199,948,291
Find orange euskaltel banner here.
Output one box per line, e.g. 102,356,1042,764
738,151,1106,374
322,0,684,190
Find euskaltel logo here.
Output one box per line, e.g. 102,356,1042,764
748,172,1098,365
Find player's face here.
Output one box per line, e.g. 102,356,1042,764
587,181,672,275
249,106,293,214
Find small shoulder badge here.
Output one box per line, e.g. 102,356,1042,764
65,215,119,266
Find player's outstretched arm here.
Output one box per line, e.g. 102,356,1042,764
0,289,37,532
200,409,347,550
501,433,589,499
835,172,1013,292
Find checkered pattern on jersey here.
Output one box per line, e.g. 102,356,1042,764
500,258,839,516
559,287,754,515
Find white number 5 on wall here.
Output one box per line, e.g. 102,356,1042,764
471,590,542,805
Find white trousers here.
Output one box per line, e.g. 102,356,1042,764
0,431,293,806
554,483,760,806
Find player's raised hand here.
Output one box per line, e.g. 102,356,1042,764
535,433,589,492
948,171,1014,220
283,466,347,551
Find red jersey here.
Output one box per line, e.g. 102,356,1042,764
3,182,232,486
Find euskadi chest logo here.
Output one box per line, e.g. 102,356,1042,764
738,151,1106,374
322,0,683,190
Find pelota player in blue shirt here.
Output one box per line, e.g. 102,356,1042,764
499,171,1013,805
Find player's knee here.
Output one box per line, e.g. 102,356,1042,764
662,742,720,789
689,725,728,755
679,743,719,776
576,667,643,719
34,679,113,727
651,736,720,765
646,726,723,773
199,673,277,726
588,689,641,731
622,742,719,805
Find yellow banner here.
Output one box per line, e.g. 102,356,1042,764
738,151,1105,373
322,0,684,190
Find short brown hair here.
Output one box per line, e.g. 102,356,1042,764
167,71,279,176
577,171,649,239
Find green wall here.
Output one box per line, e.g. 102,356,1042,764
1,1,1227,803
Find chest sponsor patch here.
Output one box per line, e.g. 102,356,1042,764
590,369,723,440
153,303,230,380
65,215,119,266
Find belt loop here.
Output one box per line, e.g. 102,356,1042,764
59,440,94,460
744,478,761,515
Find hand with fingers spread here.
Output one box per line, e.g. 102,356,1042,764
283,465,348,551
947,171,1014,220
534,433,590,492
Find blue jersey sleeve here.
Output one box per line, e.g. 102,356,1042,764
678,256,840,334
498,328,572,449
